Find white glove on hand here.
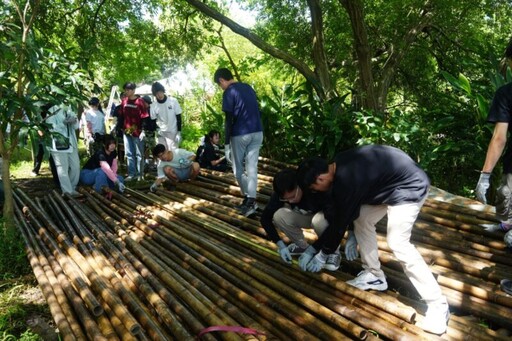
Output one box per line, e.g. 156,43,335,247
139,131,146,141
276,240,292,264
306,251,328,272
475,172,491,204
175,132,182,146
224,144,232,164
116,181,125,193
150,182,159,193
344,230,359,261
298,245,317,271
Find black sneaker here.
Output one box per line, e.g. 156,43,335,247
235,196,248,210
239,202,258,217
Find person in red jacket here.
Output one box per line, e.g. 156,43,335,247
118,82,148,180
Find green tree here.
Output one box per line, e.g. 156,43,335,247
0,1,92,229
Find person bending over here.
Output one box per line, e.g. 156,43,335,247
297,145,449,335
261,169,357,270
150,144,200,192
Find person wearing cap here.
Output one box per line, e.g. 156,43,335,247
213,68,264,217
149,143,200,192
82,97,106,156
118,82,149,181
150,82,183,151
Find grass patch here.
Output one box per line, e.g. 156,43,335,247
0,279,46,341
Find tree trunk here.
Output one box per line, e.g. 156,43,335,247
307,0,334,100
1,152,15,233
339,0,379,111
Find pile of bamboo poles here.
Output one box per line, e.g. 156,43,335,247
13,164,512,340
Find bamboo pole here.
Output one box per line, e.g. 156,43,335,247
90,190,322,340
130,190,417,324
15,213,78,341
15,189,142,336
66,195,182,341
81,193,232,340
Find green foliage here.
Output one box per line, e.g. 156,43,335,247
0,220,31,279
259,81,358,163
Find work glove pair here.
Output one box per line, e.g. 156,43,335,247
475,172,491,204
296,232,359,272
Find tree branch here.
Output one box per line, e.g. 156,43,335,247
182,0,324,99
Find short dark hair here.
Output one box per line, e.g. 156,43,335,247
297,157,329,189
213,68,233,84
273,169,298,197
123,82,136,90
151,82,165,95
103,134,116,148
152,144,166,158
205,130,220,144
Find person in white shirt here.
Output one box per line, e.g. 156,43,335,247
82,97,106,156
46,104,80,196
150,82,182,151
149,144,200,192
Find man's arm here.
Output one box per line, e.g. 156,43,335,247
260,193,285,243
482,122,509,173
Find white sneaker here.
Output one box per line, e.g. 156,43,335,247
419,301,450,334
346,270,388,291
324,251,341,271
125,176,135,181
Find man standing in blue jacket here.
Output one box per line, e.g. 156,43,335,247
214,68,263,217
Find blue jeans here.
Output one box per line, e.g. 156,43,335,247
80,168,124,193
123,134,144,177
230,131,263,199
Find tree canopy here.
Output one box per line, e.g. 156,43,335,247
2,0,512,223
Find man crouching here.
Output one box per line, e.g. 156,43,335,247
150,144,200,192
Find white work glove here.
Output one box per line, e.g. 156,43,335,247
116,181,125,193
475,172,491,204
306,250,328,272
276,240,292,264
298,245,317,271
224,144,232,164
139,130,146,141
175,132,182,145
344,230,359,261
150,182,159,193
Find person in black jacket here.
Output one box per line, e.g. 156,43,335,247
297,144,449,335
261,169,348,271
197,130,227,171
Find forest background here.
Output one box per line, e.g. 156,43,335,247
1,0,512,265
1,0,512,337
